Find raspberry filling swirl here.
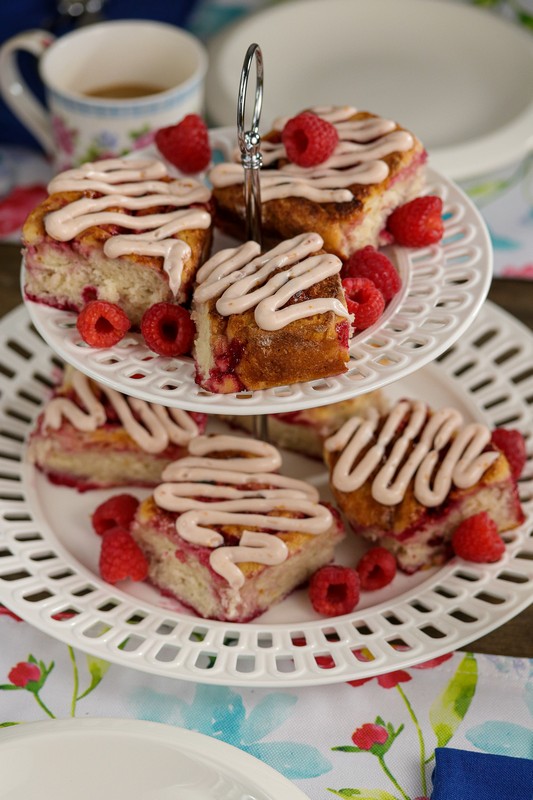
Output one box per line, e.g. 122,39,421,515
154,434,333,588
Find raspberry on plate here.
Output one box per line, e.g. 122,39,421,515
281,112,339,167
309,564,360,616
343,246,402,303
91,494,140,536
99,526,148,583
386,195,444,247
155,114,211,174
342,276,385,330
451,512,506,563
76,300,131,348
357,546,397,590
141,302,195,357
491,428,527,481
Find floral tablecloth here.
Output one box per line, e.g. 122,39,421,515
1,607,531,799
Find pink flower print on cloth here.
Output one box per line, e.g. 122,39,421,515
8,661,41,687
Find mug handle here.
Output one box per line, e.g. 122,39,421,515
0,29,56,155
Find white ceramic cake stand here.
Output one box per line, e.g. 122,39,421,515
22,129,493,415
0,302,531,687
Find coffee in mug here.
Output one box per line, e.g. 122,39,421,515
83,83,168,100
0,20,208,169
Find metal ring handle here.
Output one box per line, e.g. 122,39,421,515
237,43,264,244
237,43,263,161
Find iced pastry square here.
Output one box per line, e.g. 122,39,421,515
22,157,213,326
130,433,345,622
28,366,206,491
209,106,427,260
324,399,524,572
192,232,351,393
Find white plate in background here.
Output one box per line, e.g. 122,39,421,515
206,0,533,180
0,718,310,799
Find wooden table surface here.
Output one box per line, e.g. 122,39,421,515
1,241,531,659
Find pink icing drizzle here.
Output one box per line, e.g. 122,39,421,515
43,369,199,454
154,434,333,587
209,105,415,202
44,157,211,296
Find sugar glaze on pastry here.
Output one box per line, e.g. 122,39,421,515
45,158,211,295
153,434,333,587
209,105,415,202
42,369,200,454
325,399,500,507
194,232,350,331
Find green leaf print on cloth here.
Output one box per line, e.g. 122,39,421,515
329,789,399,799
1,648,111,722
429,652,478,748
330,653,479,800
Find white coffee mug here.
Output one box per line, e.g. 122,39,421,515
0,19,208,169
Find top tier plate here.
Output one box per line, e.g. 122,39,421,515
23,128,492,415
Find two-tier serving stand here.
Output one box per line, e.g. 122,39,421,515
0,46,531,687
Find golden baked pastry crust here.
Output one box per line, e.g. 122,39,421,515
212,111,426,259
22,184,213,324
325,445,513,534
194,268,350,392
323,406,525,572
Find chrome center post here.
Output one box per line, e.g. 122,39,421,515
237,43,264,247
236,44,268,442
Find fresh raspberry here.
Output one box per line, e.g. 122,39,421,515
451,512,505,563
490,428,527,481
281,112,338,167
386,195,444,247
91,493,140,536
76,300,131,348
309,564,360,616
99,527,148,583
343,246,402,303
141,302,195,357
155,114,211,174
357,546,397,590
342,277,385,330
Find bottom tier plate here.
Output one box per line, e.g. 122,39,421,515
0,302,531,687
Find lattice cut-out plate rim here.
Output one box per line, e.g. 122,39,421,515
0,302,532,687
22,129,493,414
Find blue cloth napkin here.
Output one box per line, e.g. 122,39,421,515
431,747,533,799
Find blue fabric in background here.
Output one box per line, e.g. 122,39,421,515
0,1,199,147
431,747,533,799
